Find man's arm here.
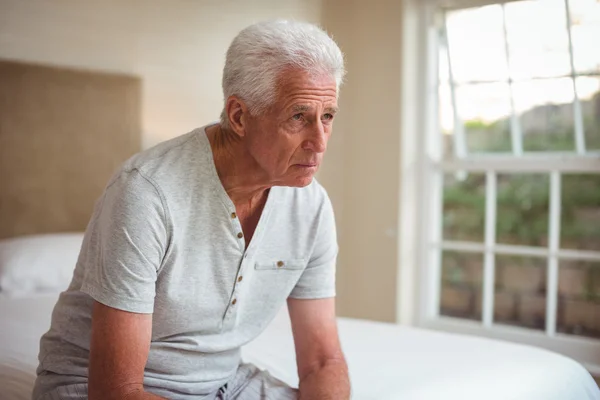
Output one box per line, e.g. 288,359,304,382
88,301,166,400
288,297,350,400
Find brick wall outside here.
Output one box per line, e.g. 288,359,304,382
440,255,600,338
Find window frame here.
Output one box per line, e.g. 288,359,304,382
398,0,600,376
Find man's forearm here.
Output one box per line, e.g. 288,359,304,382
298,358,350,400
122,389,167,400
90,387,167,400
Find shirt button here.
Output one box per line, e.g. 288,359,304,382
231,212,237,219
231,298,237,305
238,276,243,282
277,261,284,268
237,232,244,239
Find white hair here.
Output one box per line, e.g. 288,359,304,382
220,20,345,128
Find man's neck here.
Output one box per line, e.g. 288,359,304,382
206,124,270,205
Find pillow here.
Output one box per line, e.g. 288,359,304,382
0,233,84,296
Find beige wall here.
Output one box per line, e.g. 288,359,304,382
0,0,322,148
320,0,404,322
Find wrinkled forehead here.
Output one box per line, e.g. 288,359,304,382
274,68,339,107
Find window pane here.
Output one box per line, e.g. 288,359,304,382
505,0,572,80
569,0,600,74
439,83,455,159
576,76,600,151
456,83,512,153
513,78,576,152
557,260,600,339
495,255,547,331
497,174,550,247
442,173,485,241
439,46,450,84
440,251,483,321
445,5,509,83
561,174,600,251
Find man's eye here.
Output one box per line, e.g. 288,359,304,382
323,113,334,121
292,114,303,121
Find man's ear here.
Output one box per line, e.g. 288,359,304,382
225,96,249,138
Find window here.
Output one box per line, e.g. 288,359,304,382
416,0,600,372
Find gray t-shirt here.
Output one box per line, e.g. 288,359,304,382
34,125,337,399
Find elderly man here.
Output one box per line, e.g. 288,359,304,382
33,20,349,400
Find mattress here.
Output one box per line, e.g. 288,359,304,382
1,293,598,400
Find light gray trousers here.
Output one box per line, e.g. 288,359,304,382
37,364,297,400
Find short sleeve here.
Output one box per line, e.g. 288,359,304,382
80,169,169,314
289,193,337,299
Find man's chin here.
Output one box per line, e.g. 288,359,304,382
276,166,319,188
295,176,314,187
281,175,314,188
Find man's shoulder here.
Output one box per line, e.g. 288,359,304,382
108,127,213,190
123,129,202,174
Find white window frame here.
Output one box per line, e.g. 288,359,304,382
398,0,600,376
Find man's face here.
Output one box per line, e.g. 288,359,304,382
243,69,338,188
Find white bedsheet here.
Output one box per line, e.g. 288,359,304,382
1,293,598,400
243,308,600,400
0,293,58,400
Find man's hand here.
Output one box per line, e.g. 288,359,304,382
88,301,167,400
288,297,350,400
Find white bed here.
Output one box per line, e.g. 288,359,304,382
1,291,599,400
